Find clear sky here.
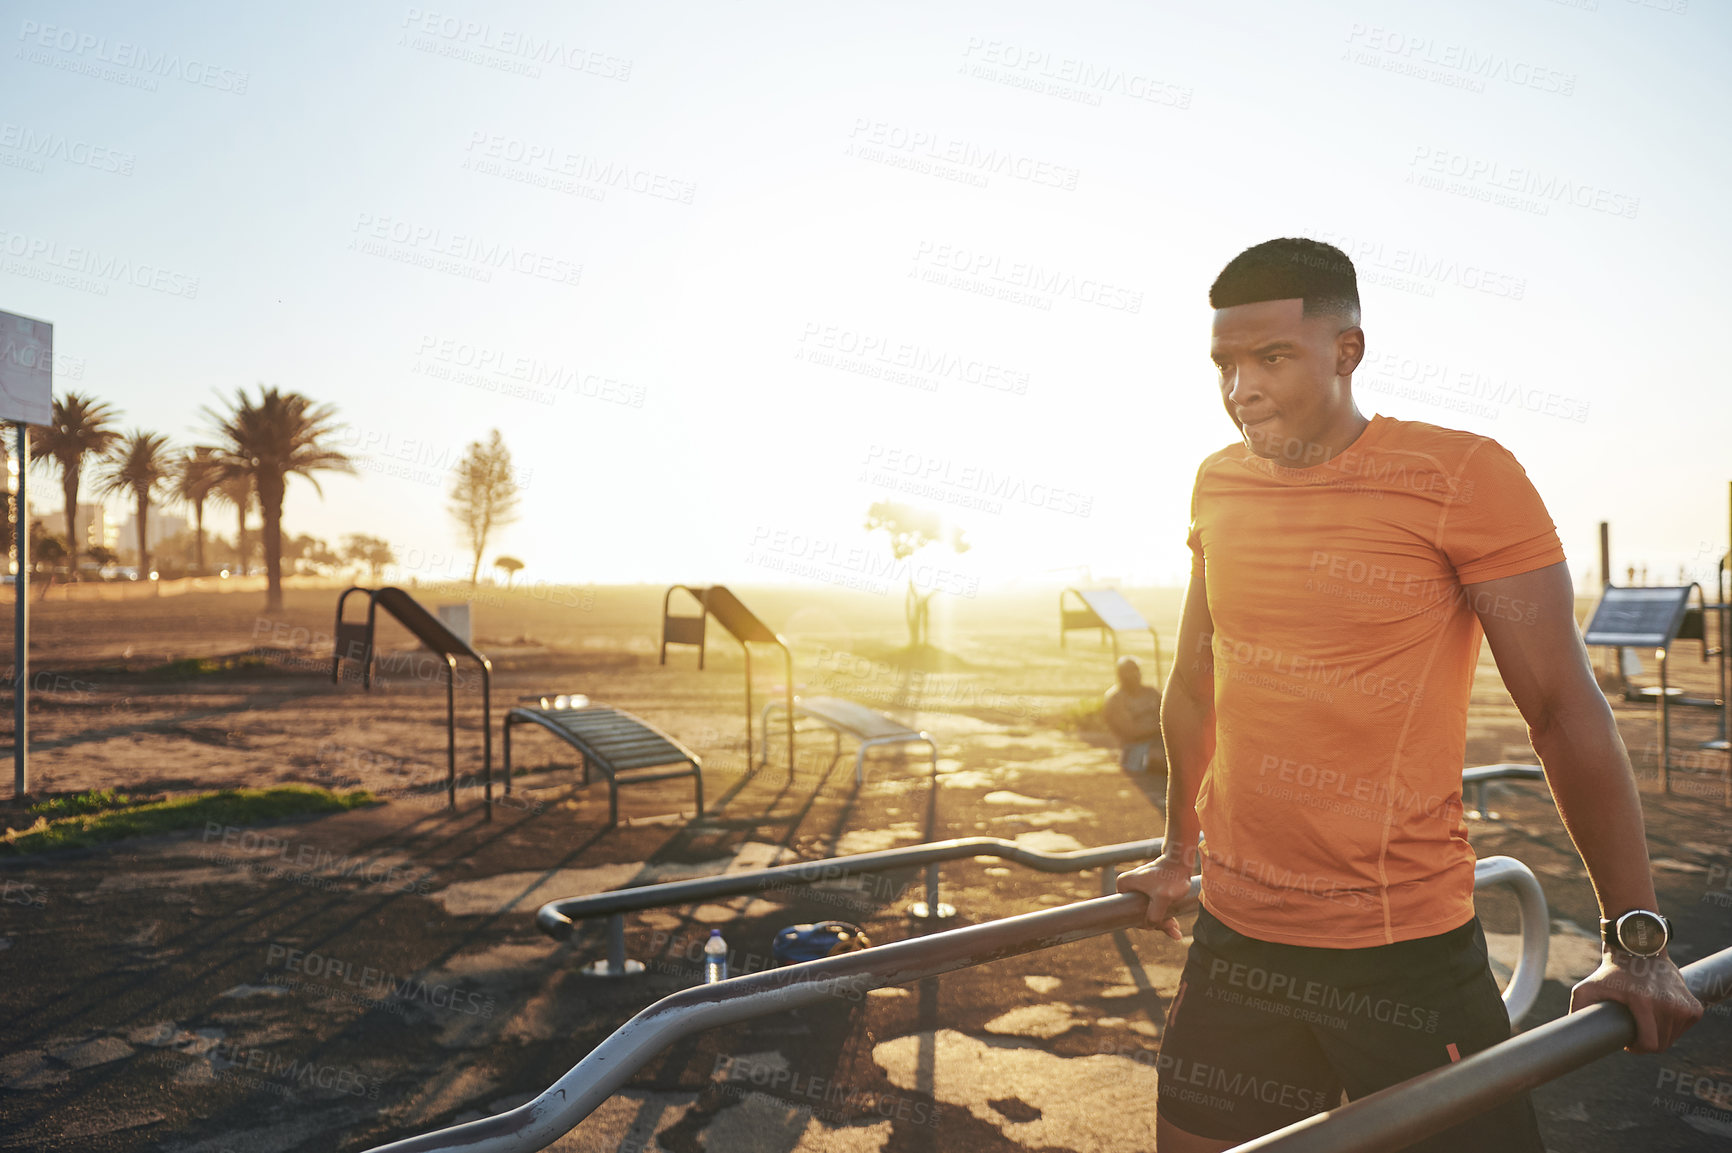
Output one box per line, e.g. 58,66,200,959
3,0,1727,593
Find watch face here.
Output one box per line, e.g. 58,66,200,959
1617,911,1667,955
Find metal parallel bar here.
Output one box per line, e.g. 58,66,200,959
537,764,1549,937
363,884,1196,1153
1232,945,1732,1153
363,859,1557,1153
1475,856,1547,1025
1462,763,1544,820
540,851,1545,1026
536,835,1166,937
1460,764,1544,785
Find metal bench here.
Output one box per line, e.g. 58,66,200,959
758,694,937,784
503,704,702,826
1060,586,1163,679
332,585,493,816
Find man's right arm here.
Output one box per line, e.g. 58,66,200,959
1116,564,1215,936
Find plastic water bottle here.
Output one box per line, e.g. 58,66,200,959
703,930,728,984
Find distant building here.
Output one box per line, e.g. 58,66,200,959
36,502,119,552
116,509,187,553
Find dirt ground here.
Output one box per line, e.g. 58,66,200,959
0,583,1728,1152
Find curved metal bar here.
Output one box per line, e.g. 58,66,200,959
534,844,1548,1015
1460,763,1545,785
381,867,1550,1153
1475,855,1548,1025
534,834,1166,939
1231,944,1732,1153
1460,762,1547,821
363,883,1194,1153
366,857,1553,1153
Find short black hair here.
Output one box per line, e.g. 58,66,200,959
1209,238,1360,323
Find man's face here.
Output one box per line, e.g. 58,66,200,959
1209,298,1362,465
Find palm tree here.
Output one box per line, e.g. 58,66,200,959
205,385,354,611
97,431,175,576
213,472,254,573
29,392,122,576
173,447,223,573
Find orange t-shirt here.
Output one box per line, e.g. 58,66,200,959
1187,415,1565,947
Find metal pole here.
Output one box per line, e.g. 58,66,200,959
11,422,26,797
1599,520,1623,684
606,914,626,973
482,661,492,821
783,647,794,780
1658,646,1670,793
742,644,753,772
445,655,456,810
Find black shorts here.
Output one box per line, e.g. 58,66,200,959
1156,904,1544,1151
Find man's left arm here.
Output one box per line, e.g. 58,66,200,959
1466,560,1703,1052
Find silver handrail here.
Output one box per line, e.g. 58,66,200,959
364,857,1548,1153
1475,855,1548,1025
1233,944,1732,1152
1461,762,1546,819
536,763,1552,937
536,834,1164,938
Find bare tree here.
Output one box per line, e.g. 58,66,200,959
448,429,521,585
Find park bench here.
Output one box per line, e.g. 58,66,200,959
503,703,702,826
759,694,938,785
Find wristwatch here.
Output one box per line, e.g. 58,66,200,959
1600,910,1671,957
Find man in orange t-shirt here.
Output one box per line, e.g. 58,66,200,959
1115,238,1702,1152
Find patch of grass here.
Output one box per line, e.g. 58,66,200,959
27,788,144,819
2,786,376,856
144,653,279,679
